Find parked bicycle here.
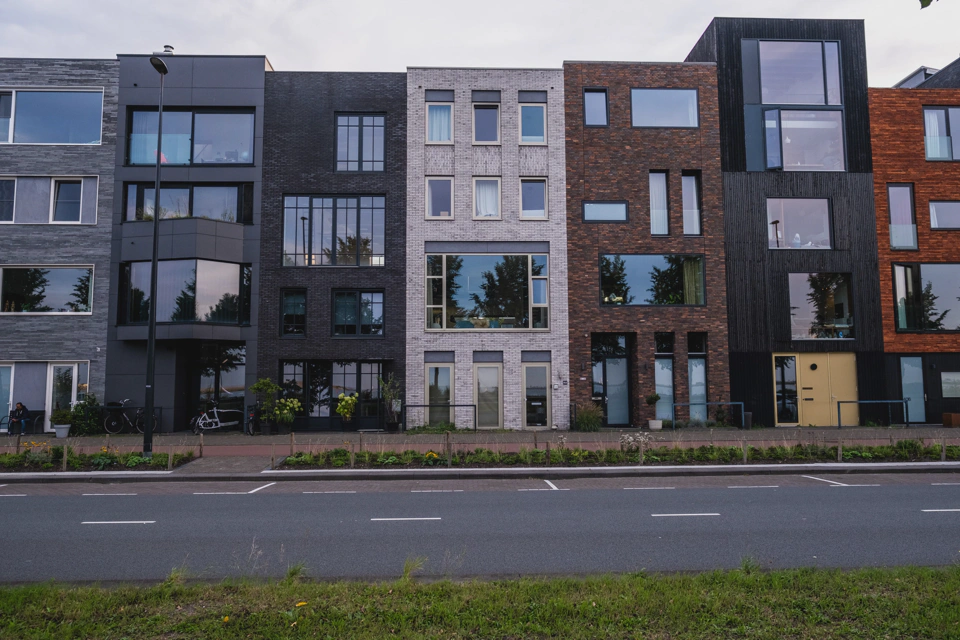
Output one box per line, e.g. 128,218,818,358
103,399,160,435
191,401,243,434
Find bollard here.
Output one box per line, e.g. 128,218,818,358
199,433,204,458
546,441,551,465
62,442,67,471
290,431,295,457
446,431,452,467
350,443,355,468
837,440,843,463
359,432,364,453
742,441,748,464
942,438,948,462
534,431,538,450
639,441,644,466
168,446,174,470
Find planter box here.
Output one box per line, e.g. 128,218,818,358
943,413,960,427
53,424,71,439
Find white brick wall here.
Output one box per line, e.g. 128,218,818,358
405,68,570,429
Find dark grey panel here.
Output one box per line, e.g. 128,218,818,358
473,351,503,363
518,90,548,103
81,176,98,224
425,90,454,102
521,351,551,362
118,55,193,89
918,57,960,88
192,58,268,89
472,90,501,103
424,351,455,363
741,39,760,104
424,241,549,254
14,177,50,224
743,105,765,172
12,362,47,409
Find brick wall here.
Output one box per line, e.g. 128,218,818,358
564,62,729,425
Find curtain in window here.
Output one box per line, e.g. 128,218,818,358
688,358,707,421
428,105,452,142
649,173,668,235
475,180,499,218
925,109,945,159
682,175,700,235
682,259,703,304
130,112,156,165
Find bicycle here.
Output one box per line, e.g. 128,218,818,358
191,401,243,434
103,399,159,435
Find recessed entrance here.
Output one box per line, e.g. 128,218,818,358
773,352,858,426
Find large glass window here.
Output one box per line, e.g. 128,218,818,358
128,109,254,165
888,185,917,249
426,104,453,143
687,333,707,422
0,179,13,222
426,178,453,218
520,179,547,219
765,110,845,171
281,360,383,421
282,196,385,267
930,201,960,229
600,255,704,306
520,104,546,143
942,372,960,398
10,91,103,144
923,107,960,161
52,180,82,223
895,263,960,332
0,267,92,313
649,172,668,235
333,291,384,336
759,41,842,105
281,289,306,336
788,273,854,339
125,183,251,223
766,198,831,249
337,115,384,171
654,332,674,421
682,173,701,235
473,105,499,143
122,260,250,325
583,89,608,126
426,254,548,330
583,201,626,222
198,343,246,412
631,89,699,127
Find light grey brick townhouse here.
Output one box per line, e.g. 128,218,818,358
405,68,570,429
0,58,118,433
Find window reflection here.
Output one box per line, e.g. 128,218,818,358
777,110,845,171
767,198,831,249
759,41,841,105
1,267,92,313
124,260,250,325
600,254,704,306
788,273,854,339
13,91,103,144
774,356,798,423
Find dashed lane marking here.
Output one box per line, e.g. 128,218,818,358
411,490,464,493
624,487,676,490
83,493,137,496
729,485,779,489
371,517,441,521
651,513,720,517
304,491,357,494
82,521,155,525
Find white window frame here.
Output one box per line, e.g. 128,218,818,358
518,103,547,145
521,362,551,428
0,88,104,146
519,178,548,220
0,176,16,224
472,103,500,145
425,102,454,145
0,90,12,143
474,362,503,429
44,361,84,432
472,176,502,220
48,177,84,225
424,363,455,425
0,264,95,315
425,176,454,220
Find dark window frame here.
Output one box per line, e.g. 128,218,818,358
334,112,386,172
923,106,960,161
331,289,386,338
930,200,960,230
582,87,609,128
765,196,834,250
786,272,855,341
282,194,386,268
762,107,847,172
755,39,844,107
892,262,960,334
126,106,256,167
0,177,14,222
123,182,253,224
52,179,83,223
629,87,700,129
280,288,307,338
582,200,629,223
277,359,385,420
886,183,918,250
598,253,707,308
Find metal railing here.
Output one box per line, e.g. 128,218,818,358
670,401,746,430
401,404,478,432
837,399,910,429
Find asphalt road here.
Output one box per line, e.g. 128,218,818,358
2,473,960,583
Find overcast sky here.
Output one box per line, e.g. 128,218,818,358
1,0,957,87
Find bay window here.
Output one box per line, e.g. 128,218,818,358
128,109,254,165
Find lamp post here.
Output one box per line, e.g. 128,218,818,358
143,52,170,458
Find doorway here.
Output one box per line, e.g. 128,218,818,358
900,356,926,423
45,363,77,431
591,334,630,427
522,363,551,428
773,353,858,426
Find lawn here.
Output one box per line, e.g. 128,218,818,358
2,566,959,638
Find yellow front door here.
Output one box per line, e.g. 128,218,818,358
798,354,832,426
773,353,859,426
828,353,859,427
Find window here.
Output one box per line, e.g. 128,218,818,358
473,105,499,143
0,179,13,222
426,103,453,143
631,89,699,128
128,109,254,165
125,183,252,223
281,360,383,420
758,41,842,105
888,185,917,249
600,255,704,306
942,372,960,398
198,344,246,412
583,201,627,222
520,179,547,219
520,104,546,144
333,291,384,336
894,263,960,331
654,332,674,420
282,196,385,267
281,290,306,336
682,173,701,235
51,180,82,223
122,260,251,325
0,267,92,313
475,363,503,428
473,178,500,219
649,172,668,235
788,273,854,339
765,109,845,171
426,178,453,218
4,90,103,144
774,355,799,423
336,115,384,171
923,107,960,161
583,89,608,126
688,333,707,422
426,254,548,330
426,364,454,425
766,198,831,249
931,202,960,229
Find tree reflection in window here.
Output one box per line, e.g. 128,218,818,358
1,267,92,313
600,255,704,306
124,260,249,325
788,273,854,339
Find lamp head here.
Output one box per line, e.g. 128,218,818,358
149,56,169,75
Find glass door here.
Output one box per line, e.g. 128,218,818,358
48,364,77,431
900,356,926,423
773,355,799,425
0,365,11,430
591,334,630,427
604,358,630,426
522,364,550,428
475,364,502,428
426,364,453,426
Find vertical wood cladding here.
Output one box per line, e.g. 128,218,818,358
564,62,730,424
870,87,960,353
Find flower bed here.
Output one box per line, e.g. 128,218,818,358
0,442,194,472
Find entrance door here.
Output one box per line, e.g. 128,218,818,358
773,353,858,426
797,353,832,426
522,364,550,428
900,356,926,423
827,353,859,426
46,363,77,431
0,365,11,429
591,334,630,426
475,364,502,428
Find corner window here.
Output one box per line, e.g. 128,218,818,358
426,103,453,143
520,104,546,144
282,196,385,267
473,105,499,144
682,173,701,235
129,109,254,165
766,198,831,249
520,179,547,219
125,183,252,223
583,89,608,126
887,185,917,249
337,114,384,171
600,254,704,306
649,172,668,235
764,109,845,171
473,178,501,219
51,180,82,223
759,41,842,105
281,289,306,336
122,260,251,325
583,201,626,222
7,90,103,144
426,177,453,219
788,273,854,339
924,107,960,161
0,267,93,313
631,89,699,128
895,263,960,332
931,201,960,229
333,291,384,336
0,179,13,222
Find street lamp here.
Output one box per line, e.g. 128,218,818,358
143,51,170,458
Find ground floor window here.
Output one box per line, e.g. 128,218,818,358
280,360,382,422
425,364,453,426
197,343,246,412
474,363,502,428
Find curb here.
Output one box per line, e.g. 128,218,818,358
2,460,960,484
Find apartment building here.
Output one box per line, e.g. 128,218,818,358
0,58,118,432
404,68,570,430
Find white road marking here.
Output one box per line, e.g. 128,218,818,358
411,490,464,493
624,487,676,490
371,517,441,521
195,482,278,495
83,493,137,496
303,491,356,494
801,475,848,486
830,484,881,487
544,480,560,491
651,513,720,517
932,483,960,486
248,482,276,494
0,494,26,497
82,521,155,525
921,509,960,512
729,485,779,489
518,488,552,491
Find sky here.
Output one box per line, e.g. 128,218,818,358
0,0,958,88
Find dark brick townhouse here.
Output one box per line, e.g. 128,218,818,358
258,72,406,430
564,61,729,427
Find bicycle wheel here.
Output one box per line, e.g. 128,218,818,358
135,410,145,434
190,415,201,435
104,414,124,435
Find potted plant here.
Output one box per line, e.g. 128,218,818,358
272,397,301,430
336,392,359,424
645,393,662,431
378,374,402,433
249,377,282,435
50,408,73,439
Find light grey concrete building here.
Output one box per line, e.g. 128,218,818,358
405,68,570,430
0,58,119,433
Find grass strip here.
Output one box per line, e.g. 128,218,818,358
1,566,959,638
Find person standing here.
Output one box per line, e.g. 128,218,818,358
8,402,28,437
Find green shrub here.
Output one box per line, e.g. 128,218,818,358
70,395,103,436
574,402,603,432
